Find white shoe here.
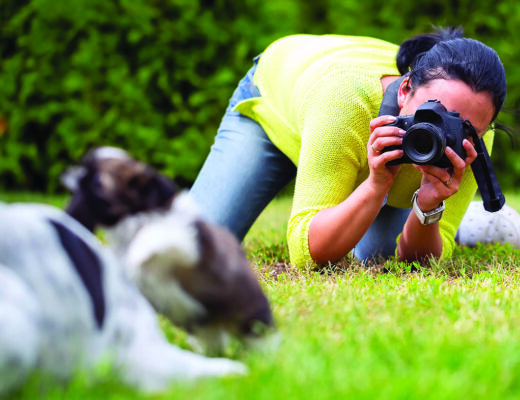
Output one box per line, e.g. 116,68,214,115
457,201,520,248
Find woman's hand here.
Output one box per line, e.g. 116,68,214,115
367,115,405,191
413,139,477,211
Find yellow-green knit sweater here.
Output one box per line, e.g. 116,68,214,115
235,34,493,268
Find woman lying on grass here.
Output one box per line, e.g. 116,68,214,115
191,27,508,268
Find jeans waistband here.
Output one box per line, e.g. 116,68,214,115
234,56,261,103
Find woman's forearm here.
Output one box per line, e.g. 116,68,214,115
309,183,444,265
308,180,388,264
397,201,443,263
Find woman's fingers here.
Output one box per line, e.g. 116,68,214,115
368,115,405,162
369,137,404,154
369,115,397,133
369,126,406,145
462,138,478,164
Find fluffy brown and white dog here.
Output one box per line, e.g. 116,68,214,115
62,147,275,354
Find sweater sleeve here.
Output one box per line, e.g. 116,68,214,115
287,69,381,268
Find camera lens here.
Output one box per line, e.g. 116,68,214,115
413,130,434,154
402,123,446,165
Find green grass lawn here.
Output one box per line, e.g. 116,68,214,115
3,193,520,399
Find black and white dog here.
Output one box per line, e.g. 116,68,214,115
62,147,275,354
0,202,246,396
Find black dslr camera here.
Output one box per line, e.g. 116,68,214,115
382,99,467,168
378,76,504,212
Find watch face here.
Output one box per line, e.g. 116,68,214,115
412,190,444,225
424,212,443,225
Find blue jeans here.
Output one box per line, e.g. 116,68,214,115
190,59,410,264
190,59,297,241
352,203,410,263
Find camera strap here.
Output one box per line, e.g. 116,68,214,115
465,121,505,212
378,75,406,117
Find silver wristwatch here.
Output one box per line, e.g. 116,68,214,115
412,189,445,225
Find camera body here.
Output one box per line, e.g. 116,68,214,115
382,99,467,168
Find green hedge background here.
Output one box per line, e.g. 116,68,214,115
0,0,519,192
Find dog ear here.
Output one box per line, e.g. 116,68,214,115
172,219,275,335
148,174,178,208
127,172,177,212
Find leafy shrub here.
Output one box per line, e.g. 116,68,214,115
0,0,273,191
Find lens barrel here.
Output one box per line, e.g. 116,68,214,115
402,122,446,165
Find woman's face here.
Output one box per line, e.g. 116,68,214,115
398,78,494,138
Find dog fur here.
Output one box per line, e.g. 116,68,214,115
0,202,246,396
62,147,275,354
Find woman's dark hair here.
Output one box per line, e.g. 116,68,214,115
396,26,506,121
